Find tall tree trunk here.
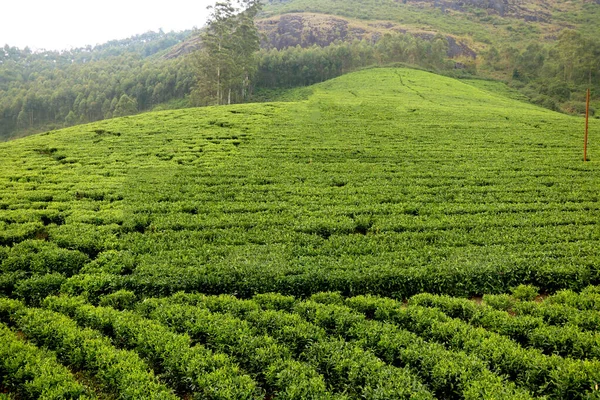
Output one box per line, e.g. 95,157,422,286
217,65,221,105
217,41,222,105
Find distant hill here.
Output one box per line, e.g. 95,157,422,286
164,0,600,58
260,0,600,47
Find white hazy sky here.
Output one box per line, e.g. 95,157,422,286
1,0,215,51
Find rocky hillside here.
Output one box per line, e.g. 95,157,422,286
165,0,599,61
256,13,477,58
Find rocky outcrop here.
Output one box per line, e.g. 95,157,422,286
164,12,478,60
163,35,202,60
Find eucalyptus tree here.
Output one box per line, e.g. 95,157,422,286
191,0,262,106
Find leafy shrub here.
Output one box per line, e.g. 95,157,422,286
48,223,118,258
44,296,260,399
512,285,539,302
0,271,28,296
81,250,136,275
1,240,88,276
0,323,88,399
14,273,66,306
0,222,44,247
98,290,137,310
61,273,123,303
482,294,514,311
0,298,178,399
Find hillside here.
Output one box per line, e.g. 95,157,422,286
2,0,600,141
1,68,600,398
260,0,600,47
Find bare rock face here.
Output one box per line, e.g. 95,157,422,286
163,35,202,60
257,14,352,49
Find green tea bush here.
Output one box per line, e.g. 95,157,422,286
44,296,260,399
80,250,136,275
98,290,137,310
482,294,514,311
297,298,533,400
1,240,88,276
137,299,341,399
511,284,539,301
14,273,66,306
0,222,44,247
411,293,600,359
346,294,600,399
0,323,89,399
0,298,177,399
48,223,118,258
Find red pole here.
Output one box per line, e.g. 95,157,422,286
584,88,590,162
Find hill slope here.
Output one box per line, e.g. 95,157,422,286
260,0,600,47
1,67,598,297
1,68,600,398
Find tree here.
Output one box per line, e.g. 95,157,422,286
190,0,262,106
113,94,138,117
557,29,582,82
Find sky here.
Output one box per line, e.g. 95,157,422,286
1,0,215,51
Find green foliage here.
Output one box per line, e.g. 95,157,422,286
1,67,599,302
14,273,66,306
137,298,346,398
254,35,450,90
482,294,514,311
410,292,600,360
512,284,540,301
346,294,600,399
138,295,432,399
113,94,138,118
0,298,178,399
190,0,262,106
80,250,136,275
43,295,260,399
1,0,600,141
0,322,90,399
98,289,137,310
1,240,89,276
0,33,194,140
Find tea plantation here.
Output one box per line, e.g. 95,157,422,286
1,68,600,398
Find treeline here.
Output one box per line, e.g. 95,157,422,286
255,33,452,88
481,29,600,113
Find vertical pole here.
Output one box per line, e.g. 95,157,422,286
584,88,590,162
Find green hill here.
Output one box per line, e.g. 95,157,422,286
1,68,600,398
